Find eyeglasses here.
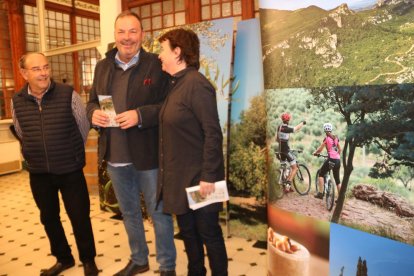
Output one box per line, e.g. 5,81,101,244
26,65,50,73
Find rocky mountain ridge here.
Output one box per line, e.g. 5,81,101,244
261,1,414,88
377,0,411,7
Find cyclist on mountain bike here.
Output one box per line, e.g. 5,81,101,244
276,112,306,192
313,123,341,199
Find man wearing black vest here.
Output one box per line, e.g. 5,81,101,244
86,11,176,276
12,52,99,276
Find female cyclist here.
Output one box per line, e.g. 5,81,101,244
313,123,341,199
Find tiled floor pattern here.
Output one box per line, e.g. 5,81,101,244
0,171,267,275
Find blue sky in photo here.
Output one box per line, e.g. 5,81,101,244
198,18,233,128
259,0,377,11
231,18,264,123
330,223,414,276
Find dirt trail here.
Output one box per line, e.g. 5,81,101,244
274,193,414,244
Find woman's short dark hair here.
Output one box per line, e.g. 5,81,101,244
158,28,200,70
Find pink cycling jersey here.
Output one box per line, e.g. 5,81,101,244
324,136,340,160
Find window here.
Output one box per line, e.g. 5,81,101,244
76,15,101,96
23,4,101,97
131,0,186,36
24,6,72,51
0,5,14,119
201,0,242,25
49,53,74,86
45,10,71,49
76,16,100,42
23,5,39,52
78,48,100,96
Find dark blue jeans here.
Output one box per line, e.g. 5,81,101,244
29,170,96,263
177,209,228,276
107,165,176,271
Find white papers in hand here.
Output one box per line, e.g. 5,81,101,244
98,95,119,127
185,180,229,210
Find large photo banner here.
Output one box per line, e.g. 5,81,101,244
330,223,414,276
261,0,414,275
228,18,267,241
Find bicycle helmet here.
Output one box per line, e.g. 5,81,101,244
281,113,291,122
323,123,333,132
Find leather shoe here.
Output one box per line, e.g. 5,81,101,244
83,260,99,276
40,260,75,276
160,270,176,276
113,260,149,276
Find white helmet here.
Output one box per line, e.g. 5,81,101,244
323,123,333,132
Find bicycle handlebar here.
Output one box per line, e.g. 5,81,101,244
275,149,303,155
274,150,328,158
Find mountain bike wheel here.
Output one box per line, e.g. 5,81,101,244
326,180,335,211
315,170,322,194
293,164,311,195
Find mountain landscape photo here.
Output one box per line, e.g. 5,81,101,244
261,0,414,88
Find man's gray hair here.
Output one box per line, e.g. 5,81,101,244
19,52,46,69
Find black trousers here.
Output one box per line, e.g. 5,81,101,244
29,170,96,263
177,209,228,276
318,158,341,185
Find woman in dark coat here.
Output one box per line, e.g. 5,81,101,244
157,28,228,276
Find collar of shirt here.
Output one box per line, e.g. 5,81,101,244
28,81,51,103
173,66,195,79
115,50,140,71
169,66,196,86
